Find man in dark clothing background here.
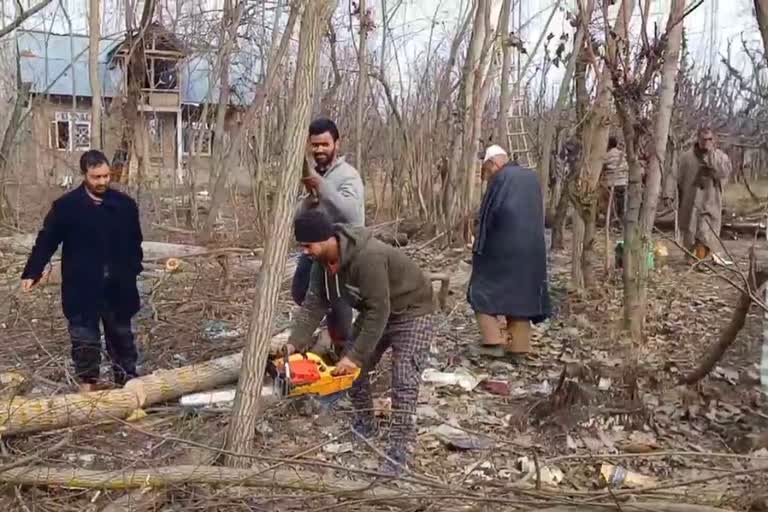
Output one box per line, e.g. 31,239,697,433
285,208,433,475
21,150,143,393
292,118,365,352
468,145,550,359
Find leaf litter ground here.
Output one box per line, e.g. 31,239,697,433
2,230,768,510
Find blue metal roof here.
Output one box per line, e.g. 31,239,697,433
17,30,257,105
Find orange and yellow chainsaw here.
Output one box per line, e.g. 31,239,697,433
265,349,360,399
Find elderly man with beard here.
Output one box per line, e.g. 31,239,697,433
674,126,733,263
468,145,551,359
292,118,365,353
21,150,143,393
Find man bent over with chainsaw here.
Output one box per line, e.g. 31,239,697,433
285,208,434,474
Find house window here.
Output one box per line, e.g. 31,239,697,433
50,120,70,150
182,121,212,156
50,112,91,151
152,59,178,90
74,122,91,151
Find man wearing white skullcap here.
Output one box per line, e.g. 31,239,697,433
468,144,551,359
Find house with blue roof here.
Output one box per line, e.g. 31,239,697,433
16,22,255,185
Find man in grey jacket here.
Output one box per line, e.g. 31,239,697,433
292,118,365,349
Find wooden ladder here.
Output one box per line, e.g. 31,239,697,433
505,95,536,169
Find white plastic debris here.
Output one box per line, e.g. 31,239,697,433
431,424,493,450
180,388,236,407
323,442,354,455
516,456,564,486
422,368,480,391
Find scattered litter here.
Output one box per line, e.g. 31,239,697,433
713,366,739,385
517,456,564,486
65,453,96,465
598,377,612,391
416,405,441,420
323,442,354,455
203,320,242,341
600,463,658,488
620,431,660,453
530,380,552,395
256,422,274,436
373,397,391,416
422,368,481,391
432,424,493,450
480,379,511,396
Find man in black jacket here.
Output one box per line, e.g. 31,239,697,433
21,150,143,393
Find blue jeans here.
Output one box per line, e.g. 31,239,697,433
291,254,353,343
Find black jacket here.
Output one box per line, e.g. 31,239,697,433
21,184,144,321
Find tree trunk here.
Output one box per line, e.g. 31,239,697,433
0,465,404,499
201,0,240,243
114,0,155,185
0,56,29,223
493,0,512,144
571,0,633,288
755,0,768,64
88,0,102,148
224,0,337,468
623,0,685,338
201,2,299,241
0,329,291,436
538,0,590,209
457,0,485,227
355,0,368,177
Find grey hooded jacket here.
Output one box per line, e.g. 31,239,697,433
297,157,365,226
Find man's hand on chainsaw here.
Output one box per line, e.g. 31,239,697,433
332,356,359,376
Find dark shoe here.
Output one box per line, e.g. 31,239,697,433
352,417,379,440
380,446,408,476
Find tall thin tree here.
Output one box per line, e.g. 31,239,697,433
224,0,338,467
354,0,368,178
622,0,686,338
88,0,102,148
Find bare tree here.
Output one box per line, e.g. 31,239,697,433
88,0,102,148
354,0,370,175
755,0,768,62
619,0,687,338
493,0,512,144
539,0,592,211
0,0,55,40
201,0,242,242
224,0,338,467
570,0,633,288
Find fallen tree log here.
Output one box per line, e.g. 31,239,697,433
0,331,288,436
534,505,733,512
100,432,224,512
0,234,212,260
0,464,401,499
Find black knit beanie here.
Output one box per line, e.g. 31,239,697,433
294,207,334,243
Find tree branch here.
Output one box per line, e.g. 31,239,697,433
0,0,55,40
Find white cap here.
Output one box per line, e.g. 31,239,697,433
483,144,507,163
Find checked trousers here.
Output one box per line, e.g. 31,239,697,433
348,314,433,452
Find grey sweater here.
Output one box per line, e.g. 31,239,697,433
297,157,365,226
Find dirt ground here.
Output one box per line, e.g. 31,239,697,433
2,186,768,510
